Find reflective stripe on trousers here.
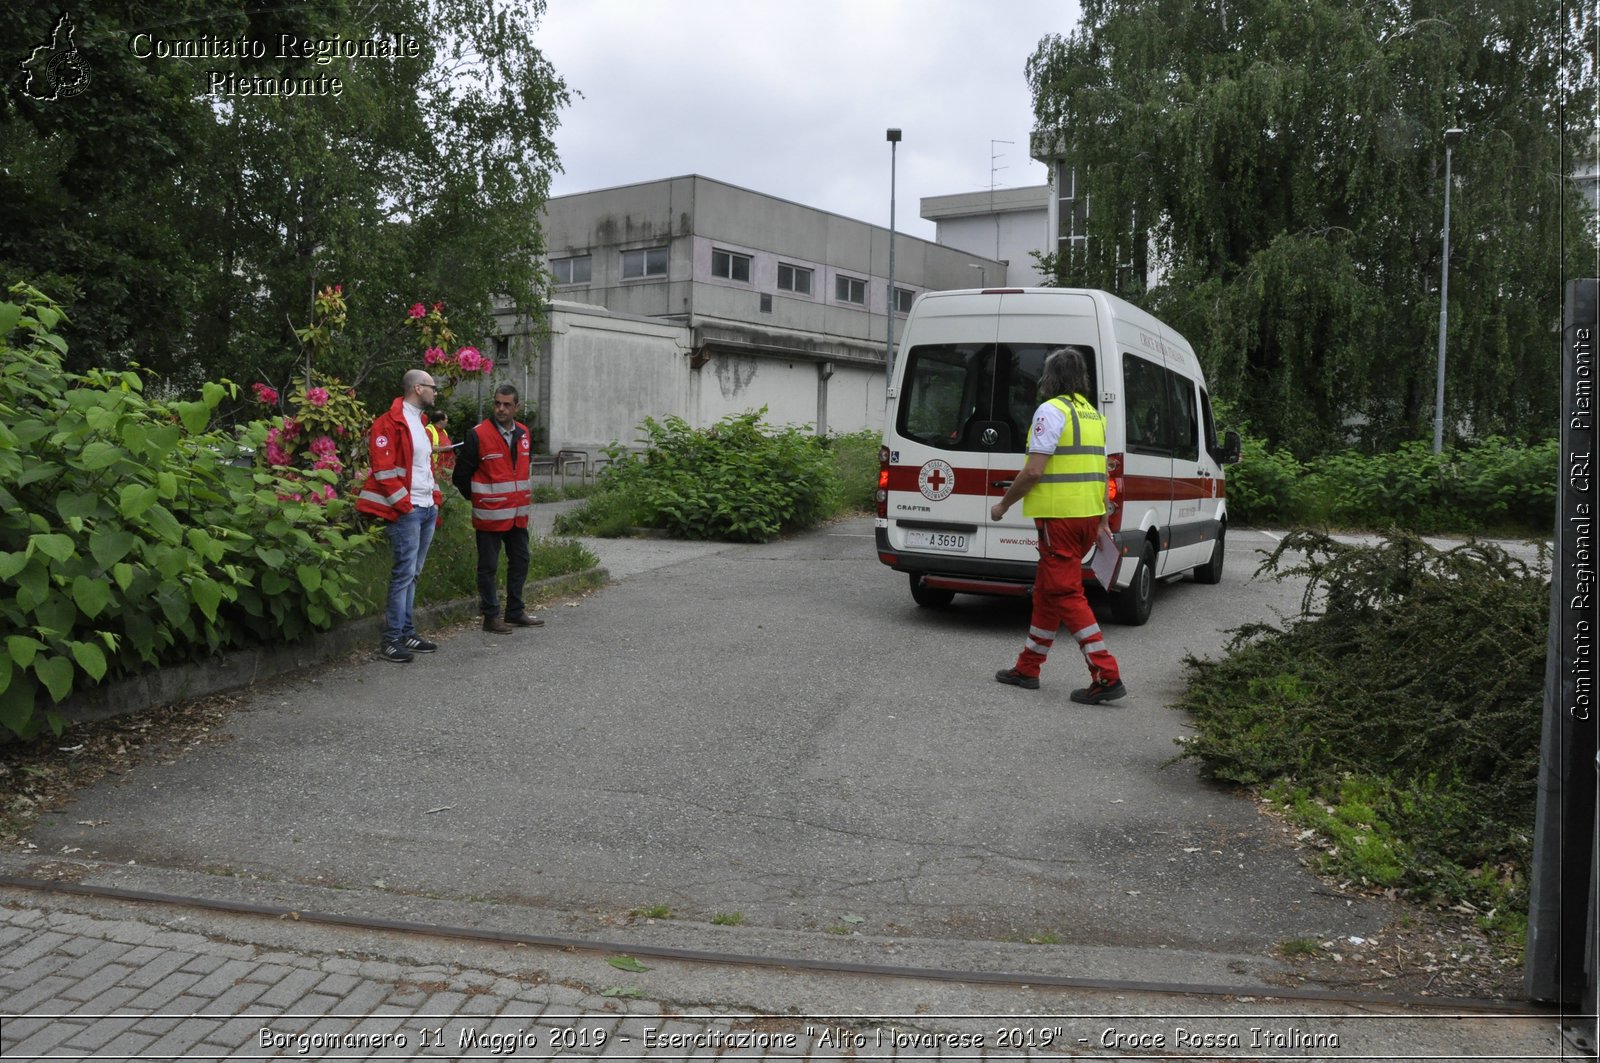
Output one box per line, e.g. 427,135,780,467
1013,516,1120,684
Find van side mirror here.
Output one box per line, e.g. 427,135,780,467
1218,429,1242,466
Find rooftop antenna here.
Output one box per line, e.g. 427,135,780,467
990,139,1013,260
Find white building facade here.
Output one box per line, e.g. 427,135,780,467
918,185,1050,287
493,175,1004,458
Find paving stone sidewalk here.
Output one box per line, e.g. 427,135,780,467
0,900,1062,1061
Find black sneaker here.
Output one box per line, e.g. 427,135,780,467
379,642,414,664
1071,679,1127,704
995,668,1040,690
404,636,438,653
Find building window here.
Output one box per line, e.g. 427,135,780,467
550,255,591,285
778,263,813,295
712,249,752,282
835,274,866,305
1056,162,1089,267
893,286,915,314
622,247,668,279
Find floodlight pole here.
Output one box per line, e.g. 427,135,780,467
1433,126,1464,453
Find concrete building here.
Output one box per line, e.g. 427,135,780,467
918,185,1050,287
492,175,1004,459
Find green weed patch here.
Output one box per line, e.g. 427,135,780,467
1174,529,1545,947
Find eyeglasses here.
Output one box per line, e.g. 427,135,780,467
417,382,437,391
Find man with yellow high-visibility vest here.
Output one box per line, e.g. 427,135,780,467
989,347,1126,704
451,384,544,634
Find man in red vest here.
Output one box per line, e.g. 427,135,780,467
452,384,544,633
356,369,443,663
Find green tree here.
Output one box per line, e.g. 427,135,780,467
1027,0,1597,455
1,1,568,397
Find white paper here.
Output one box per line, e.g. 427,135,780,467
1089,527,1120,588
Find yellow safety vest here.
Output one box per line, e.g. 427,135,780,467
1022,394,1108,519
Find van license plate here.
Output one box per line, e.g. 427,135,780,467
905,530,970,553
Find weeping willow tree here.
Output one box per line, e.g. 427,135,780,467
1028,0,1597,455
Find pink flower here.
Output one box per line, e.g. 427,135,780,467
252,383,279,405
424,346,444,366
265,443,291,467
483,358,494,374
310,434,337,456
456,346,483,373
334,284,343,294
307,386,329,407
312,455,342,472
281,417,300,438
432,302,443,313
335,425,346,436
409,303,426,319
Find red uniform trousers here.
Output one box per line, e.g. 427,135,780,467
1013,516,1120,685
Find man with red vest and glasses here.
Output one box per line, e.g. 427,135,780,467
452,384,544,634
356,369,444,663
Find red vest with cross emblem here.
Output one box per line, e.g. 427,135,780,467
468,420,532,531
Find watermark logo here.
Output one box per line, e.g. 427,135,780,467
21,12,91,101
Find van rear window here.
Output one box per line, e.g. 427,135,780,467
898,343,1096,453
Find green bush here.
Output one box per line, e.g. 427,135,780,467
0,285,377,738
1224,433,1556,535
1173,529,1545,945
557,410,847,542
817,428,882,515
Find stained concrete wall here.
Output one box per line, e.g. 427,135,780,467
500,301,886,458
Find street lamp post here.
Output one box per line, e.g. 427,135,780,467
1433,126,1464,454
886,128,901,391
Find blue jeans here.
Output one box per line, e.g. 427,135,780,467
383,506,436,645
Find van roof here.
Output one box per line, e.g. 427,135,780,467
910,287,1202,377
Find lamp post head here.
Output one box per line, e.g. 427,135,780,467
1444,127,1464,148
886,128,902,143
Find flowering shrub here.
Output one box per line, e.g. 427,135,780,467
404,300,493,393
253,282,370,505
254,376,370,503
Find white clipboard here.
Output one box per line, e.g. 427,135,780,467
1088,527,1121,589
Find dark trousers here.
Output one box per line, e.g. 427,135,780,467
475,526,530,618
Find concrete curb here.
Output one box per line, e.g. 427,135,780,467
48,566,609,729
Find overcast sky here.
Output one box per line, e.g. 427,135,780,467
535,0,1083,242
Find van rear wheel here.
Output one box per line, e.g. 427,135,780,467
1193,522,1225,585
909,573,955,608
1110,540,1155,626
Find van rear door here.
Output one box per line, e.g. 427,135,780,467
888,326,1001,562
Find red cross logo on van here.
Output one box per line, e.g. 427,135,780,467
918,459,955,501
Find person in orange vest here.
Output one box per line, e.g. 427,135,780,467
428,411,456,477
451,384,544,633
356,368,443,663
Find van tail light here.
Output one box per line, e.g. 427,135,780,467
1105,451,1125,532
876,445,891,518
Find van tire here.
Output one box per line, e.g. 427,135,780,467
1111,540,1156,626
1192,522,1226,585
909,573,955,608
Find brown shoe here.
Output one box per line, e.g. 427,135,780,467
482,615,513,634
505,613,544,627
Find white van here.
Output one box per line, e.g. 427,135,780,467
875,287,1240,625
